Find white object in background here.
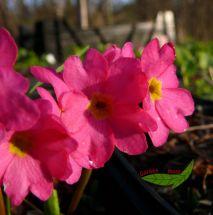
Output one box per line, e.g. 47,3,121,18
164,10,176,42
78,0,89,30
152,10,176,45
46,53,56,65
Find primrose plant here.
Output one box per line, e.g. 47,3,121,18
0,27,194,213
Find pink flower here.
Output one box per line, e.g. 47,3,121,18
31,48,157,169
0,27,17,68
0,99,82,206
0,28,39,131
0,28,82,205
141,39,194,146
104,40,194,146
103,42,135,64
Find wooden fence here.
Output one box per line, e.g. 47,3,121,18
17,11,175,62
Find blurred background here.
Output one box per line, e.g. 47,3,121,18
1,0,213,100
0,1,212,215
0,0,212,41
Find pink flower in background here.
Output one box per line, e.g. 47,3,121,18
31,48,157,169
0,99,82,206
0,27,39,131
140,39,194,146
103,42,135,64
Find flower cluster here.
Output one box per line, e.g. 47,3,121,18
0,28,194,205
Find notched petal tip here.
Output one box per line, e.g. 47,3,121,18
121,42,135,58
0,27,18,67
160,42,176,63
167,42,175,55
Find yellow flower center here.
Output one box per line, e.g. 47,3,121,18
88,93,112,120
149,77,162,101
9,133,32,157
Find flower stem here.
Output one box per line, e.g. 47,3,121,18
28,81,42,95
6,197,11,215
56,64,64,73
68,169,92,215
0,188,6,215
44,189,60,215
24,199,42,214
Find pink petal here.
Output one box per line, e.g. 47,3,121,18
60,91,89,133
157,64,179,88
0,122,5,141
30,116,78,180
112,105,157,132
111,113,147,155
34,98,53,117
31,116,77,153
83,48,108,81
0,141,13,182
138,73,149,100
110,107,157,154
103,44,121,65
69,130,92,169
156,88,194,132
63,49,108,97
121,42,135,58
36,87,61,116
141,38,160,72
105,58,144,104
63,56,88,93
41,149,70,180
4,156,53,205
103,42,135,65
3,158,30,205
137,110,158,132
163,88,194,115
146,104,170,146
31,66,69,99
72,114,114,168
0,28,17,67
0,68,29,93
27,159,53,201
0,87,40,131
110,114,148,154
70,141,91,169
115,133,147,155
159,42,175,65
65,156,82,184
141,39,176,78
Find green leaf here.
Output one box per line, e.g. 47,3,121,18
142,173,181,186
172,160,194,189
198,51,210,70
74,45,90,59
142,160,194,189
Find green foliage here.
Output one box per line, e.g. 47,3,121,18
68,45,90,59
15,48,51,72
176,41,213,100
142,160,194,189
